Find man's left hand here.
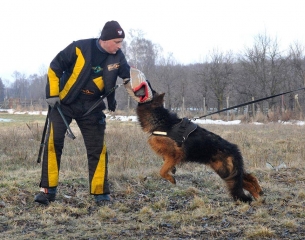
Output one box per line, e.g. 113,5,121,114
108,100,117,112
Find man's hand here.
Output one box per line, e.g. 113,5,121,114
46,97,60,108
124,80,141,102
108,100,117,112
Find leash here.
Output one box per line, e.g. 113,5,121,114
83,84,123,117
56,104,76,139
37,103,76,163
193,87,305,120
37,106,52,163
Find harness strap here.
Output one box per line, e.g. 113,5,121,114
152,118,197,147
152,131,167,135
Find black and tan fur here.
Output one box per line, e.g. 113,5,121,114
136,93,263,203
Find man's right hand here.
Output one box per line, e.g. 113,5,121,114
46,97,60,108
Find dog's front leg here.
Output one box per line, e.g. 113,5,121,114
160,157,177,184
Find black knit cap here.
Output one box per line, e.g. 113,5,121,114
100,21,125,40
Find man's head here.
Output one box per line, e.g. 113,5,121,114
99,21,125,54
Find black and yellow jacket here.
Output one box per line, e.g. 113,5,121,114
46,38,130,108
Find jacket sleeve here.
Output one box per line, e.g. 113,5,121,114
46,42,77,98
118,51,130,80
106,51,131,110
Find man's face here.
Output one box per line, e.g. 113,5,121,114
100,38,124,54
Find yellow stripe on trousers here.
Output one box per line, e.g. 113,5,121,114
91,144,107,194
48,122,59,186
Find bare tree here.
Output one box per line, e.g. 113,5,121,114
28,73,47,108
11,71,29,100
154,53,179,110
197,50,234,111
0,78,5,102
286,42,305,111
288,42,305,86
126,29,157,76
238,34,288,111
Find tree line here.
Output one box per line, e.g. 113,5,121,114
0,30,304,120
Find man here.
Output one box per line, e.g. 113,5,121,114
34,21,150,206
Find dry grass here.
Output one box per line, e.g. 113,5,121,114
1,113,305,239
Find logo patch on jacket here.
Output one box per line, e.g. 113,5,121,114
92,66,103,73
81,89,95,95
107,63,120,71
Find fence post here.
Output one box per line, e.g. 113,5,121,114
295,94,302,118
252,97,255,117
226,96,229,121
182,96,185,116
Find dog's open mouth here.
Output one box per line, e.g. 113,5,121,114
134,86,145,96
134,85,146,101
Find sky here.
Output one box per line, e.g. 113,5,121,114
1,0,305,83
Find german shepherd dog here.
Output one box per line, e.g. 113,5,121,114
136,92,263,203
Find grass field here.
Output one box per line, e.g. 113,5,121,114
1,113,305,239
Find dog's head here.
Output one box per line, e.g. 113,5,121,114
136,92,166,133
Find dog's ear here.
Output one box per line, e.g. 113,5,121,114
153,92,165,105
159,93,165,100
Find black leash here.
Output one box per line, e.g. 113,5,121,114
193,87,305,120
83,84,122,117
37,104,76,163
56,104,76,139
37,106,52,163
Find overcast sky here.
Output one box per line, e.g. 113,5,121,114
1,0,304,83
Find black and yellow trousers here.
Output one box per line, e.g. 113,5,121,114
39,99,109,195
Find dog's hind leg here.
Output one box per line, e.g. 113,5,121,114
210,156,252,203
243,173,264,200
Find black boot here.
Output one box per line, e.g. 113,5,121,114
95,194,111,206
34,192,56,205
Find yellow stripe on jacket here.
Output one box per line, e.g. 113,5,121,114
48,68,60,97
59,47,85,100
93,76,104,91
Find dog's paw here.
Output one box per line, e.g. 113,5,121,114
172,177,176,184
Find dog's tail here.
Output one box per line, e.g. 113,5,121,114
210,153,253,203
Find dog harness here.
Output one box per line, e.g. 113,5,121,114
152,118,197,147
